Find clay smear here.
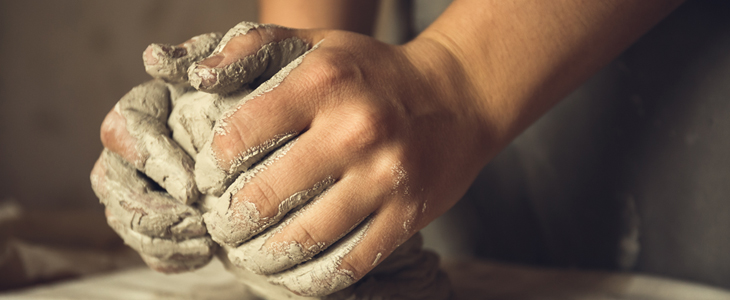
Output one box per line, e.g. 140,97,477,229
195,41,323,196
267,219,373,297
116,80,198,204
188,22,310,95
92,150,214,272
225,188,369,276
145,32,223,83
94,150,206,239
168,89,244,157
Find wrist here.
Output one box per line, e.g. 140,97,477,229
399,35,504,165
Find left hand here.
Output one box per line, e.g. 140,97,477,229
191,22,490,296
91,32,224,273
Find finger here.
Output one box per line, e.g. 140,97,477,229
100,108,140,165
224,174,379,275
187,22,313,94
144,32,223,83
106,213,215,273
201,138,311,244
192,42,326,196
264,218,373,297
203,124,351,246
167,89,244,157
266,199,419,297
108,80,198,204
92,149,206,239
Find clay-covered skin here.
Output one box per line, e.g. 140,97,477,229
193,32,316,196
95,20,454,298
91,150,215,273
108,80,198,204
188,22,310,95
167,88,248,158
144,32,223,83
93,33,224,273
184,22,451,297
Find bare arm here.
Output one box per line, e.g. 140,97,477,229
411,0,684,165
112,0,687,296
258,0,379,35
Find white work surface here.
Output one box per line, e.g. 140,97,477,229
2,258,729,300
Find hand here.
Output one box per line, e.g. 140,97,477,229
91,149,214,272
91,32,223,272
189,22,488,296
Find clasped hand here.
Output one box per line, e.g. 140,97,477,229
91,21,488,297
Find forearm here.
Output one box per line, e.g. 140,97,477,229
409,0,684,156
258,0,379,35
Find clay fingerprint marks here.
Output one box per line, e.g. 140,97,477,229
188,22,310,95
91,150,215,272
117,80,198,204
144,32,223,83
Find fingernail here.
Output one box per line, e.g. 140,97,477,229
192,66,218,88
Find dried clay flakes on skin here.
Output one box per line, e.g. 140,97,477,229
188,22,310,95
203,140,298,247
194,41,323,196
225,184,360,276
266,220,373,297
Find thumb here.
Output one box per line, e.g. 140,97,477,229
144,32,223,83
187,22,315,94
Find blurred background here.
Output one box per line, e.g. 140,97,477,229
0,0,728,294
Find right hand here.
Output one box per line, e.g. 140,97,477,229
90,33,221,273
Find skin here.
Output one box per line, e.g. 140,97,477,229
259,0,379,35
97,0,685,296
94,35,223,273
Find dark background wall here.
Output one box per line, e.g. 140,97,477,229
422,0,730,289
1,0,728,290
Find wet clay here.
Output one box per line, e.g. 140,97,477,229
91,150,214,272
107,20,452,299
194,40,320,196
222,188,362,274
172,61,452,300
115,80,198,204
145,32,223,83
188,22,310,95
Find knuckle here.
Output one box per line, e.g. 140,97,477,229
337,257,367,280
366,152,407,195
100,109,141,164
306,53,357,89
240,176,281,218
213,111,256,164
99,109,122,147
337,109,386,154
285,220,322,250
